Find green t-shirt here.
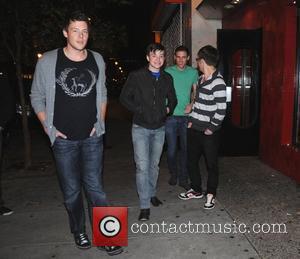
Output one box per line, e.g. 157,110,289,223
165,65,198,116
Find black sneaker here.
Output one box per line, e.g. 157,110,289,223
150,196,163,207
74,233,91,249
0,206,13,216
98,246,123,256
178,189,204,200
138,209,150,221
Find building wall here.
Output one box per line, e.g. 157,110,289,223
223,0,299,182
162,7,188,66
191,0,222,67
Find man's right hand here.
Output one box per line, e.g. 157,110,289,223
56,130,67,139
184,104,193,114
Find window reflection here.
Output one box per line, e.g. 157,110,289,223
230,49,256,128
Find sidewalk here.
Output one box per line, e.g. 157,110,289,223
0,101,299,259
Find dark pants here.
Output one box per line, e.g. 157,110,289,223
52,135,108,235
0,127,4,207
165,116,188,183
187,128,220,195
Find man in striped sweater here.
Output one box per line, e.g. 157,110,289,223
178,45,226,209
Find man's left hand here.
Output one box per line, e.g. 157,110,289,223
90,127,96,137
204,129,213,135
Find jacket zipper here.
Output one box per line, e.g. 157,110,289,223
153,77,158,106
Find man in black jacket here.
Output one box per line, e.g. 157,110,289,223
120,43,177,221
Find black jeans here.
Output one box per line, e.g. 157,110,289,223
0,127,4,207
187,128,220,195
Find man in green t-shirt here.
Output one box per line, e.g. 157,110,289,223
165,46,198,190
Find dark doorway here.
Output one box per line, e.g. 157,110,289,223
217,29,262,156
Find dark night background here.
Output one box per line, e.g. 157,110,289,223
0,0,161,170
0,0,160,114
0,0,160,65
116,0,159,60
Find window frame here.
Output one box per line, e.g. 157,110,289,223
293,4,300,147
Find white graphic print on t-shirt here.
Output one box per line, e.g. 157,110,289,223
56,68,97,97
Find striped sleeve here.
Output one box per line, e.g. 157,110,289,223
207,78,227,132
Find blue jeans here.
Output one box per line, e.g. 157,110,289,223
165,116,188,183
132,124,165,209
52,135,108,235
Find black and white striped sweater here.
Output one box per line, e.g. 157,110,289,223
189,70,227,132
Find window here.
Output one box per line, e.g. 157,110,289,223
230,49,258,128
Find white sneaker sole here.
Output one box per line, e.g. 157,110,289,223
1,211,13,216
204,205,215,209
204,199,215,209
178,194,204,200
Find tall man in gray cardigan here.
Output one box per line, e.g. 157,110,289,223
30,11,122,256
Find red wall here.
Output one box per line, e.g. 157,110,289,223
223,0,299,182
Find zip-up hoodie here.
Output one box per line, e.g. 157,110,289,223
120,67,177,129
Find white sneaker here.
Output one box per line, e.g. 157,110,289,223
178,189,204,200
204,194,215,209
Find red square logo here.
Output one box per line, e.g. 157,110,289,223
93,207,128,246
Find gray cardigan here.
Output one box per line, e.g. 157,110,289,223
30,49,107,145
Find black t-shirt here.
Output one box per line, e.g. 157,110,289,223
53,48,98,140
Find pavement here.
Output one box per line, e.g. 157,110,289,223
0,100,299,259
